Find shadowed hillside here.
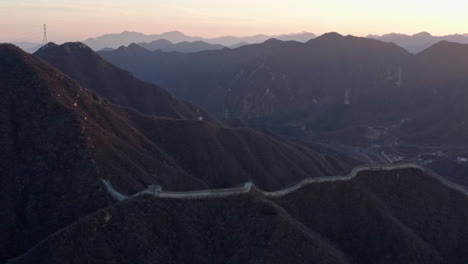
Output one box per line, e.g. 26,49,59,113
0,44,356,262
275,166,468,263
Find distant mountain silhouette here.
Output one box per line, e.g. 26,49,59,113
82,30,201,50
1,43,357,261
10,166,468,264
137,39,225,53
368,32,468,53
83,30,316,50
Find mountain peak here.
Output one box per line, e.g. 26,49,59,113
148,39,173,45
264,38,282,44
381,32,408,38
413,32,433,37
121,30,141,35
315,32,344,41
34,42,98,62
1,43,55,70
34,42,57,51
0,43,31,66
127,42,150,51
61,42,93,51
160,31,186,37
0,42,23,53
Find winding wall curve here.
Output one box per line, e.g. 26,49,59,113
101,163,468,201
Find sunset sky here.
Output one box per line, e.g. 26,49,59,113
1,0,467,43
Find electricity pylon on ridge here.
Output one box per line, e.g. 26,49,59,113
42,24,48,45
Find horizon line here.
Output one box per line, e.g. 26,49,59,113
7,29,468,44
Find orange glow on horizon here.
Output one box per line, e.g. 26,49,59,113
1,0,467,43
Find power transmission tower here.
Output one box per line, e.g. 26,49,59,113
42,24,48,44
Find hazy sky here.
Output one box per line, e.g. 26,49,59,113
1,0,467,43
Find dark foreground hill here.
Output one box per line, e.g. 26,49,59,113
10,166,468,264
0,44,356,262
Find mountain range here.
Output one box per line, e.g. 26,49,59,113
99,33,468,144
99,33,412,130
13,31,468,54
99,32,468,187
82,30,316,50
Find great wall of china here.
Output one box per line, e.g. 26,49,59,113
101,163,468,201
